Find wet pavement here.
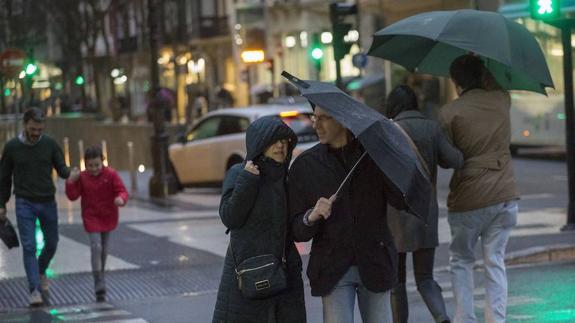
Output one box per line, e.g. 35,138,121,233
0,158,574,322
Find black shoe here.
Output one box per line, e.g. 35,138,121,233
95,290,106,302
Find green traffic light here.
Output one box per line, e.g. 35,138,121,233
25,63,38,75
74,75,85,86
311,48,324,60
4,88,10,97
538,1,554,14
530,0,560,20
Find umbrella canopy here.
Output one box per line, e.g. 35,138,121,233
282,71,431,221
368,9,554,94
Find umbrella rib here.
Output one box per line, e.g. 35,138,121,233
333,151,367,198
411,39,441,72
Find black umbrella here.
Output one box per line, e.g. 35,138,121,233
282,71,431,221
0,218,19,249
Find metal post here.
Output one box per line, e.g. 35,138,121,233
335,59,343,89
0,75,5,114
384,61,393,97
127,141,137,194
78,140,85,171
101,140,108,167
63,137,70,166
561,24,575,231
247,66,252,105
148,0,178,198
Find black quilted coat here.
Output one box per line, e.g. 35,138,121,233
212,116,306,323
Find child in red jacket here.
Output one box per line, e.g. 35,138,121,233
65,145,128,302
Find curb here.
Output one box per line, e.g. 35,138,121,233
505,244,575,266
131,193,219,212
434,243,575,273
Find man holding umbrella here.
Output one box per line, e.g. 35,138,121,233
288,104,409,323
367,9,554,323
439,54,519,323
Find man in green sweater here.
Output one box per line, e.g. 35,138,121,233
0,107,70,306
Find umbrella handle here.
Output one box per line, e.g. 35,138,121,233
333,151,367,198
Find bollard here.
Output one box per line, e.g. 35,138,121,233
63,137,70,166
9,122,15,139
102,140,109,167
127,141,137,193
78,140,85,171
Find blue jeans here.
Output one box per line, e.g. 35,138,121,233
322,266,392,323
448,200,518,323
15,197,59,292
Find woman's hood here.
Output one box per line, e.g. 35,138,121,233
245,115,298,162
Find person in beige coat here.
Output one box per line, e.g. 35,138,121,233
439,54,520,323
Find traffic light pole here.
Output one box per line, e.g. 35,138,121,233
147,0,178,198
247,66,252,105
529,0,574,230
560,22,575,231
330,2,357,90
0,75,5,113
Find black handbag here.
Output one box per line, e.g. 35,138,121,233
234,253,287,299
230,229,288,300
0,217,20,249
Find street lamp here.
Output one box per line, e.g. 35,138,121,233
147,0,178,198
241,50,265,63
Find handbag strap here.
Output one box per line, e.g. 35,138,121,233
229,229,287,269
228,208,287,269
393,121,431,178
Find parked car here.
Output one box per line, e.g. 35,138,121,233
169,104,318,187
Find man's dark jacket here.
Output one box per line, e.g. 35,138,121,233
288,140,406,296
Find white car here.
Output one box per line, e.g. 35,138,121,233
169,104,318,187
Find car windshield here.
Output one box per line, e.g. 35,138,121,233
280,113,317,143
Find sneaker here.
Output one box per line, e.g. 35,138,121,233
29,289,43,307
40,275,50,292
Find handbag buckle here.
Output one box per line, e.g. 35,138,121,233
255,280,270,290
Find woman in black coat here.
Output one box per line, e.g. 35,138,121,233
386,85,464,323
212,116,306,323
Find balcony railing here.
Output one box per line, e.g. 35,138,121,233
189,15,230,39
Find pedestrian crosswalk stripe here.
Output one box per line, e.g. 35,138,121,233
440,288,484,300
44,303,146,322
506,295,541,307
91,319,147,323
55,309,132,321
45,302,113,314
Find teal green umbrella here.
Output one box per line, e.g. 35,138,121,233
368,9,554,94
